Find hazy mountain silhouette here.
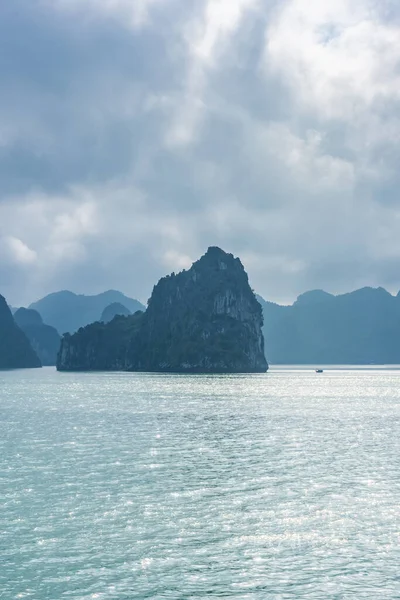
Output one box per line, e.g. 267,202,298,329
101,303,131,323
29,290,145,334
258,287,400,364
14,308,60,366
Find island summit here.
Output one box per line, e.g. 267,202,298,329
57,247,268,373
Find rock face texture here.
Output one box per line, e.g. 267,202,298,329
57,312,144,372
57,247,268,373
100,303,131,323
14,308,60,366
0,295,41,369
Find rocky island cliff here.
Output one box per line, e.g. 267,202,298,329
0,295,41,369
57,247,268,373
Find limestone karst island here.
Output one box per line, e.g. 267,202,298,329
6,246,400,370
57,247,268,373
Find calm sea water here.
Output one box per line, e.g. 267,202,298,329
1,367,400,599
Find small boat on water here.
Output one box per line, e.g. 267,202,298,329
315,369,324,373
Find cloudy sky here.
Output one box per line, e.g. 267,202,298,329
1,0,400,306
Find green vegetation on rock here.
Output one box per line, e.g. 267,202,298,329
57,247,267,373
58,312,144,371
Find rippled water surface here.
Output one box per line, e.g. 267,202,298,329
1,367,400,599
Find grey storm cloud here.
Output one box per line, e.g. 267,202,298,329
1,0,400,306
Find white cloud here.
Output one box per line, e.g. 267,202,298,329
266,0,400,121
0,190,98,278
244,121,355,193
192,0,258,62
1,237,37,266
3,0,400,306
162,250,193,271
167,0,259,146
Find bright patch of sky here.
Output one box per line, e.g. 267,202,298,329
1,0,400,305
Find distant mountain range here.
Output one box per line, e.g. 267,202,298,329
101,302,132,323
258,287,400,364
29,290,145,334
1,289,144,368
6,281,400,370
14,308,60,366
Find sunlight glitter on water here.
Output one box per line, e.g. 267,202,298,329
1,367,400,599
